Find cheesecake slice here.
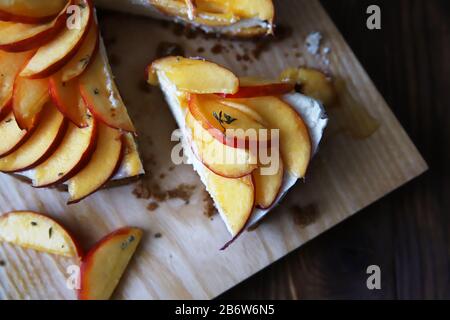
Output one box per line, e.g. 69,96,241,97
95,0,274,37
0,0,144,203
148,57,328,247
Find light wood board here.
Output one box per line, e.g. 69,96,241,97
0,0,427,300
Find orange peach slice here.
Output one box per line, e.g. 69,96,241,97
79,44,135,133
32,114,97,187
0,210,83,258
205,171,254,237
0,1,70,52
79,227,142,300
150,56,239,94
0,0,69,24
238,96,312,178
188,94,268,149
12,76,49,130
0,112,29,157
61,19,99,82
0,103,67,172
68,123,123,204
20,0,92,79
253,158,284,209
186,110,257,178
49,73,88,128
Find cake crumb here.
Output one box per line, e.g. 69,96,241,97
154,233,162,239
147,202,159,212
0,260,5,267
291,204,319,228
203,192,217,218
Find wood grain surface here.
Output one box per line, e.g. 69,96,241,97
0,0,429,299
222,0,449,300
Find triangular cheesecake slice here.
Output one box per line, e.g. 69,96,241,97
0,0,144,203
95,0,274,37
147,57,328,247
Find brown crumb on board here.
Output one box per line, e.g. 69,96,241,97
291,204,319,227
154,233,162,239
203,191,217,218
0,260,6,267
167,184,196,204
147,202,159,212
133,180,196,204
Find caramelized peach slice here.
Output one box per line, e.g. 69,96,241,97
0,0,69,24
188,94,268,149
49,73,88,128
0,113,29,157
0,1,70,52
68,123,123,204
206,171,254,237
32,114,97,187
20,0,92,79
61,19,99,82
80,44,135,132
0,50,34,120
12,76,49,130
0,210,83,258
237,96,312,178
0,103,66,173
186,111,257,178
79,227,142,300
150,56,239,94
253,158,284,209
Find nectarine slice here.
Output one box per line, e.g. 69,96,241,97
188,94,268,149
79,44,135,132
32,114,97,187
0,112,29,157
205,171,254,236
194,0,274,21
0,1,70,52
20,0,92,79
68,123,123,204
0,103,67,172
115,133,145,178
79,227,142,300
186,110,257,178
0,211,83,258
49,73,88,128
253,157,284,209
0,50,34,120
150,56,239,94
220,82,295,99
61,19,99,82
236,96,312,178
12,76,49,130
280,68,336,107
0,0,69,24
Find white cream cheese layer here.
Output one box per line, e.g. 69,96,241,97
157,71,328,229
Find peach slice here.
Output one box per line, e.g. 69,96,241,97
12,76,49,130
0,1,70,52
0,0,69,24
79,44,135,133
0,103,67,173
78,227,142,300
68,123,123,204
0,112,29,157
32,114,97,188
188,94,268,149
20,0,92,79
116,133,145,178
239,96,312,178
150,56,239,94
0,50,35,120
280,67,337,106
253,157,284,209
0,211,83,258
205,171,254,237
228,0,274,21
186,110,257,178
220,82,295,99
49,73,88,128
61,19,99,82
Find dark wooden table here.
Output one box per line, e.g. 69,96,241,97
221,0,450,300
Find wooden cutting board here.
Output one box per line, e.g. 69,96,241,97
0,0,427,300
